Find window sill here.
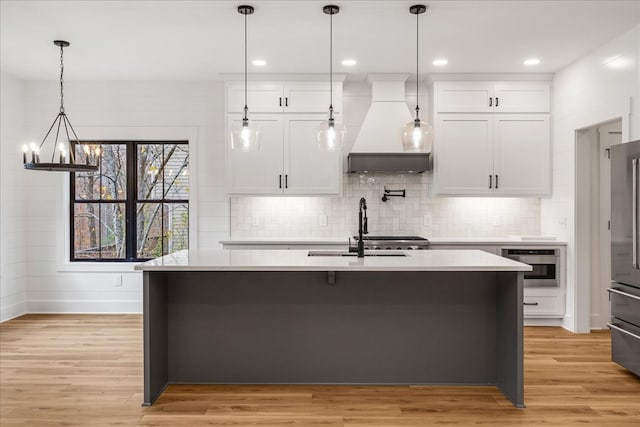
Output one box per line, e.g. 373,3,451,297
57,262,141,273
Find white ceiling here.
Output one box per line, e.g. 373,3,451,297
1,0,639,81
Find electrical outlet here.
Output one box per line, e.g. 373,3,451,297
423,214,431,226
113,274,123,287
319,215,328,227
252,217,260,226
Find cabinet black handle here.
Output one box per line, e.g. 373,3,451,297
523,302,539,306
496,97,499,107
279,97,282,107
489,175,493,189
495,174,499,189
279,174,282,189
285,174,288,188
285,97,289,107
489,97,493,107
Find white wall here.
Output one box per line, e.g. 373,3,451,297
542,25,640,332
21,80,227,313
0,72,28,321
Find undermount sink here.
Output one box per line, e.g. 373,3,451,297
307,250,407,257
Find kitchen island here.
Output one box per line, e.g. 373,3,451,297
136,249,531,407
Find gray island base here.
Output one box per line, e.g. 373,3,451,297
138,250,527,408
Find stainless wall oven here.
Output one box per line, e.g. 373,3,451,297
501,248,559,287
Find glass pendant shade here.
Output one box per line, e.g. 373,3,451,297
317,119,346,152
231,120,260,152
402,118,433,153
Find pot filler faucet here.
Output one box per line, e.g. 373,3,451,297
355,197,368,258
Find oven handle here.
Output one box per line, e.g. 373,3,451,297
607,287,640,301
607,322,640,340
505,255,558,264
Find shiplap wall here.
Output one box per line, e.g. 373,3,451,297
21,81,228,314
542,24,640,333
0,72,28,321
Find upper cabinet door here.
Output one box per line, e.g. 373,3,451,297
227,83,283,114
434,82,494,113
284,83,342,114
227,115,284,194
493,114,551,195
493,82,550,113
283,115,342,195
434,114,494,195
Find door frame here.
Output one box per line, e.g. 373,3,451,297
575,118,622,330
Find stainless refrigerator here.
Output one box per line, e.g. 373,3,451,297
610,139,640,376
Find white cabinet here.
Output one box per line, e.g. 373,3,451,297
522,290,565,318
434,114,550,195
284,115,341,195
227,82,342,114
226,115,341,195
226,80,343,196
432,80,551,196
434,81,550,113
434,114,494,195
227,115,284,194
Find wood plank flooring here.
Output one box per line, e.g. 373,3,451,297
1,314,639,426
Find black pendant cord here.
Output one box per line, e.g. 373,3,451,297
323,5,338,124
243,10,248,122
329,9,333,119
415,9,420,122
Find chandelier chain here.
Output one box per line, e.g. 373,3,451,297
59,44,65,113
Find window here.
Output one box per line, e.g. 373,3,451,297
71,141,189,261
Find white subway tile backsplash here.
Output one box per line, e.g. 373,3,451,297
230,173,540,239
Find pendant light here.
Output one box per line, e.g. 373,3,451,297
402,5,433,153
317,5,345,152
231,5,260,152
23,40,99,172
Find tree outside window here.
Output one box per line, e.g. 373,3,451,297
71,141,189,261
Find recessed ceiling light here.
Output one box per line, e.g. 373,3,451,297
252,59,267,66
432,58,448,66
524,58,540,66
342,59,357,66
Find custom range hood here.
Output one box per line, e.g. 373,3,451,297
348,74,431,173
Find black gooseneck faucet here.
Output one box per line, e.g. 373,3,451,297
357,197,368,258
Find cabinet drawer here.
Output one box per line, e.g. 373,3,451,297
609,283,640,328
609,319,640,376
523,295,563,317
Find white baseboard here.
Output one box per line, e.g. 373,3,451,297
27,300,142,314
524,317,564,327
0,302,28,323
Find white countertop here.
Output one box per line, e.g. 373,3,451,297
220,237,567,246
135,249,532,272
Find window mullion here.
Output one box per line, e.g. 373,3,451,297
127,142,137,261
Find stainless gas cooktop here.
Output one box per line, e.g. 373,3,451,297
351,235,430,250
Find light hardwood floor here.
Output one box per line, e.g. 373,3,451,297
1,314,639,426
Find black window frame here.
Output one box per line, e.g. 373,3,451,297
70,140,189,262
